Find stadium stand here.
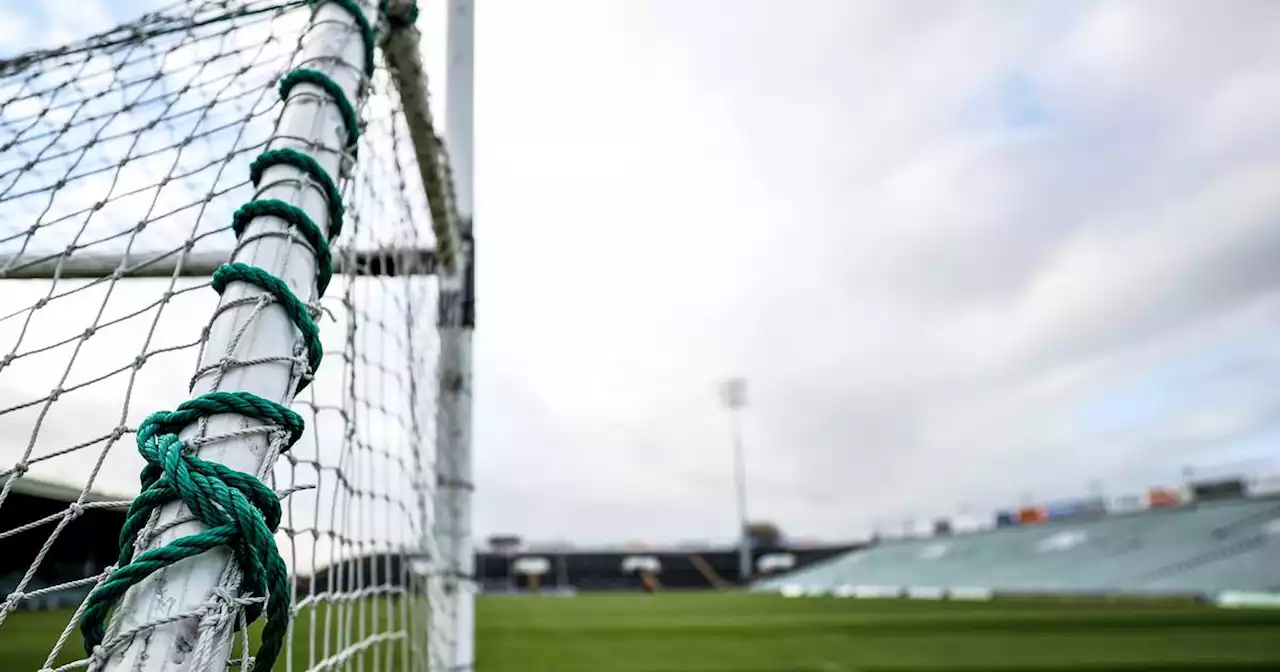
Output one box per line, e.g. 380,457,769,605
0,478,127,611
0,475,857,600
9,469,1278,603
757,494,1280,598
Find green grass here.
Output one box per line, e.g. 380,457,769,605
0,598,420,671
3,593,1279,670
477,592,1280,672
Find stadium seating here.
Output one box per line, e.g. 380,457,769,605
757,495,1280,596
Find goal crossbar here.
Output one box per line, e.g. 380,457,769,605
0,247,438,279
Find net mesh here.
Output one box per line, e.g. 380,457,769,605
0,0,447,669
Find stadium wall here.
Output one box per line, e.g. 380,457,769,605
476,545,862,592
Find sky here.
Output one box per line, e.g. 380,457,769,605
3,0,1280,548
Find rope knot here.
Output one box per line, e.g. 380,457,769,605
78,391,302,672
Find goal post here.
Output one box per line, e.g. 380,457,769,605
0,0,474,670
431,0,477,667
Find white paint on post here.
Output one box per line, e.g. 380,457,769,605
444,0,474,219
100,2,374,670
434,325,473,670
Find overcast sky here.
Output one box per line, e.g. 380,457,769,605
4,0,1280,547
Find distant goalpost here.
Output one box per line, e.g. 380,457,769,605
0,0,474,670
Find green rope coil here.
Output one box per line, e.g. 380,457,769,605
232,199,334,296
80,392,303,671
278,69,361,153
308,0,375,76
75,1,403,661
73,2,392,664
250,149,345,241
212,262,324,392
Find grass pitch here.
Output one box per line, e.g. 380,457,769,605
478,592,1280,671
2,592,1279,670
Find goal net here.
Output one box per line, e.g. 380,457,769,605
0,0,473,670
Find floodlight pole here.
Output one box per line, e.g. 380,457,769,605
719,378,751,584
731,407,750,582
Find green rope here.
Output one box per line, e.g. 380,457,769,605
278,68,361,153
80,392,303,671
250,149,345,240
307,0,375,76
232,199,334,296
73,3,390,664
211,262,324,391
74,0,407,660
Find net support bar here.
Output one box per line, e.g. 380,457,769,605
381,0,462,277
97,2,375,670
380,0,475,669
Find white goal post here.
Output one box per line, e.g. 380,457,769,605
0,0,475,670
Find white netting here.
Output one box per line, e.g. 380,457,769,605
0,0,455,669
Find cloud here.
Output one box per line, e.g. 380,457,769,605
7,0,1280,549
471,0,1280,543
